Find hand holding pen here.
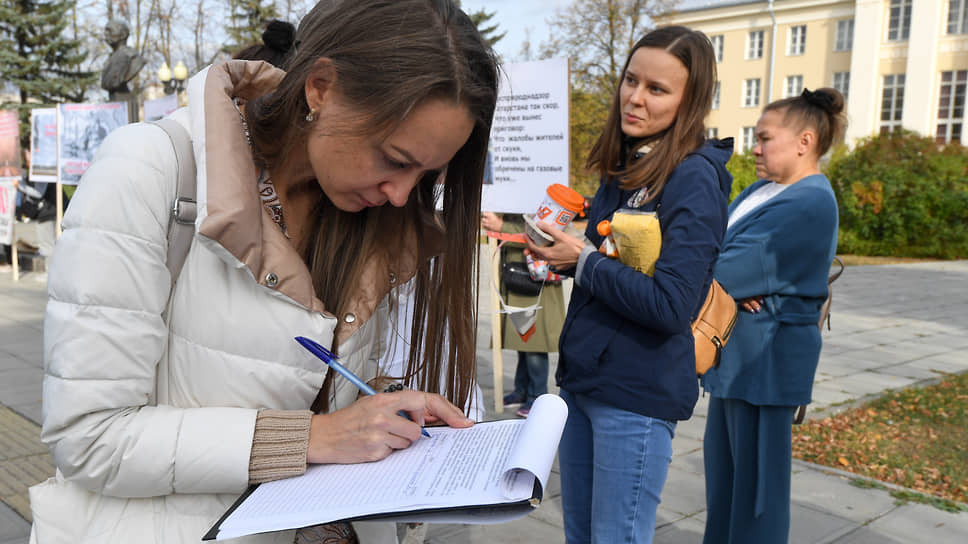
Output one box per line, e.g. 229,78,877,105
295,336,475,464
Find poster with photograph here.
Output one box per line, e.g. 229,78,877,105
30,108,58,182
0,180,15,245
0,110,21,180
481,57,570,214
58,102,128,185
144,94,179,122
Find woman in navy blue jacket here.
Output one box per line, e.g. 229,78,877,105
527,26,732,544
701,88,846,544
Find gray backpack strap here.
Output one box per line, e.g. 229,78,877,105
154,118,197,287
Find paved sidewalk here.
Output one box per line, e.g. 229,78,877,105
2,259,968,543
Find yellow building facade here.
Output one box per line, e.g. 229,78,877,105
657,0,968,150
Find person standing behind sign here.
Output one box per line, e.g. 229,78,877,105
526,26,733,544
481,211,565,418
701,88,844,544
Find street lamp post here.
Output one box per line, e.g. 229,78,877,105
158,61,188,95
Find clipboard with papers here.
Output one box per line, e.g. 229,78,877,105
204,394,567,541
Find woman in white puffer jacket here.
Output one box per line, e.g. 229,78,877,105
31,1,499,542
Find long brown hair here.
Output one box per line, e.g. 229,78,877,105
245,0,498,413
587,25,716,198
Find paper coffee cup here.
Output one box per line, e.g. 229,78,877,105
526,184,584,246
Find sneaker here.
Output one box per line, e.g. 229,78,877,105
503,392,526,408
516,401,533,418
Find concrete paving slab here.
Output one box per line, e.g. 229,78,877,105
673,413,708,443
870,363,947,382
0,501,29,543
808,382,859,407
0,369,42,408
424,515,563,544
837,502,968,543
821,372,918,397
660,467,707,517
671,435,703,457
789,465,898,523
654,514,705,543
672,451,706,477
789,502,858,544
907,355,968,376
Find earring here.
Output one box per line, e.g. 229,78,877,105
305,109,317,122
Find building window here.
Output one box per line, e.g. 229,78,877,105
888,0,912,41
788,25,806,55
785,75,804,98
937,70,967,144
833,71,850,98
712,81,721,109
711,35,724,62
744,78,761,107
746,30,764,59
949,0,968,34
835,19,854,51
880,74,905,133
742,126,756,152
706,127,719,139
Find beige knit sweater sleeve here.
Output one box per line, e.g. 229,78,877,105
248,409,313,484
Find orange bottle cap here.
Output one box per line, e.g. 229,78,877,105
597,220,612,236
547,183,585,213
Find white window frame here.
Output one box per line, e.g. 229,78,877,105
833,71,850,98
785,75,804,98
888,0,912,41
949,0,968,34
936,70,967,144
746,30,764,60
744,78,761,108
742,126,756,152
712,81,721,110
711,35,724,63
835,19,854,51
706,127,719,139
788,25,806,56
880,74,905,133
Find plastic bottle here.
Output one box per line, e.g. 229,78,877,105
597,220,620,258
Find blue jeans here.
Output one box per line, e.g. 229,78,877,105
558,389,676,544
513,351,549,402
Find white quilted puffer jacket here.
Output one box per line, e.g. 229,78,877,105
32,61,420,543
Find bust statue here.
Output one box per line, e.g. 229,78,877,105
100,21,146,100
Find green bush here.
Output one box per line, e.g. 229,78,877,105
826,131,968,259
725,151,758,201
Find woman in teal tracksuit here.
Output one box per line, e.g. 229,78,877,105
702,88,847,543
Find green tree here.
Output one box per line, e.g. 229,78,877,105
456,1,505,47
538,0,676,194
224,0,279,54
0,0,98,145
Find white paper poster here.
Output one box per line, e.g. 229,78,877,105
482,57,570,214
0,110,21,179
58,102,129,185
0,180,16,245
29,108,58,182
144,94,179,122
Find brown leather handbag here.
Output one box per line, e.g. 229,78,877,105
693,279,738,376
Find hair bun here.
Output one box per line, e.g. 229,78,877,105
262,20,296,53
800,88,844,115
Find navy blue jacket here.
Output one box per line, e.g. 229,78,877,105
557,139,734,421
702,175,839,406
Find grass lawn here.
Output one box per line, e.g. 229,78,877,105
793,371,968,511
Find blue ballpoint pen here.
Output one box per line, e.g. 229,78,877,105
294,336,432,438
